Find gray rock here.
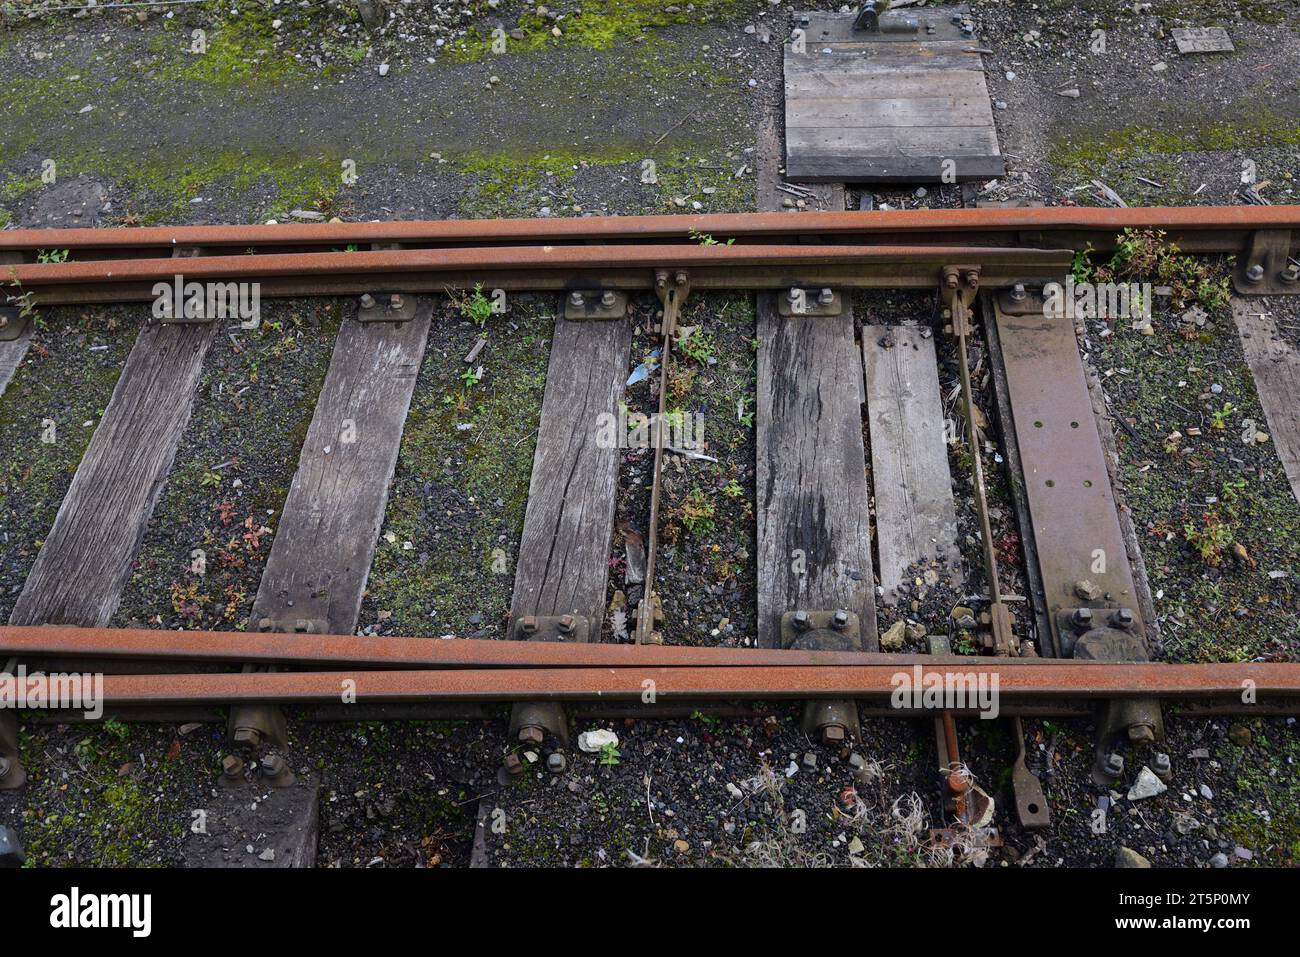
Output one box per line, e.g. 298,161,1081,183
1127,766,1168,801
1115,846,1152,868
1209,852,1229,868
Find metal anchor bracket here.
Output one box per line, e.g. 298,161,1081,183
780,609,861,650
511,613,591,643
0,304,30,342
777,286,843,317
563,289,628,321
357,292,418,322
1234,229,1299,296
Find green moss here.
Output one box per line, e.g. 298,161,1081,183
176,6,306,86
1220,724,1300,865
446,0,745,64
1050,113,1300,184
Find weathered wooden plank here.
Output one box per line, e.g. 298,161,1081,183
756,308,877,649
786,153,1006,184
787,47,986,71
247,309,431,633
1234,299,1300,504
9,320,216,628
785,95,989,129
785,68,989,98
0,329,31,399
787,126,1001,157
862,325,962,604
511,315,634,625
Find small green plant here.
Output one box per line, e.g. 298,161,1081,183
953,633,978,656
689,228,735,247
1071,244,1095,284
1096,228,1231,311
678,486,716,536
736,395,754,428
200,470,222,488
723,479,743,499
598,742,621,767
690,710,721,728
36,248,70,264
1210,402,1235,430
460,366,483,388
453,283,494,327
678,328,716,366
1183,510,1235,567
104,718,130,741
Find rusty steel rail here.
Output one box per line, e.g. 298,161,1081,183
44,662,1300,708
0,624,1185,670
4,243,1076,305
2,205,1296,257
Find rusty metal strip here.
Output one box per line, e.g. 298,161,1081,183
0,624,1145,669
46,662,1300,707
2,205,1297,256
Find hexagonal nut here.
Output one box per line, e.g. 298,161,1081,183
820,723,846,745
518,725,545,746
231,727,263,748
503,753,524,776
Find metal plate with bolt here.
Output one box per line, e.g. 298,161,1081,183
0,306,30,342
780,610,861,650
796,5,971,41
358,292,418,322
1234,230,1299,296
777,287,844,317
511,614,592,643
563,289,627,320
995,284,1046,317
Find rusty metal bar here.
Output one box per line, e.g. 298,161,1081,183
3,244,1076,307
0,624,1154,669
2,205,1296,255
43,662,1300,707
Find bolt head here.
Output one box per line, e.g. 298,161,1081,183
221,754,244,776
674,271,688,286
519,615,538,635
546,752,567,773
558,614,576,634
518,725,544,746
261,754,286,775
1281,265,1299,283
1128,723,1155,744
791,611,810,632
1011,282,1027,301
1246,264,1265,282
831,610,849,630
231,727,262,748
1103,752,1125,776
503,753,524,775
1071,607,1094,628
569,291,584,306
821,724,846,745
600,291,617,307
359,293,375,309
818,288,834,305
390,294,404,309
1111,608,1135,629
1152,752,1171,774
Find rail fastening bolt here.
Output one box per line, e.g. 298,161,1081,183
791,610,810,632
518,725,545,746
818,288,834,306
1010,282,1027,302
1245,263,1264,283
1111,607,1135,630
569,291,585,307
558,614,576,635
1103,752,1124,778
232,727,262,748
831,610,849,631
359,293,375,309
821,723,846,746
674,271,688,286
1152,752,1172,780
390,293,404,310
503,753,524,776
546,752,567,773
1071,607,1093,629
600,290,617,307
1128,723,1155,744
1281,264,1299,284
519,615,538,637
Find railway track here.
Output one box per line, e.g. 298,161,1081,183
1,203,1298,864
